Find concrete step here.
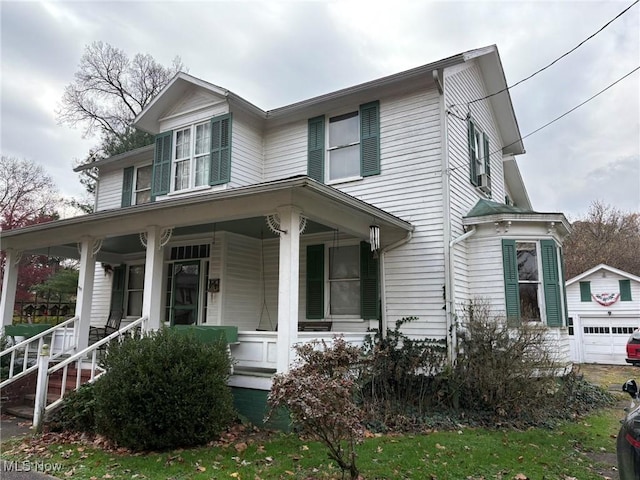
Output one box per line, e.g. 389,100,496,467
4,404,35,420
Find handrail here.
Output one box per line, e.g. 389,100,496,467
0,316,79,389
34,316,148,426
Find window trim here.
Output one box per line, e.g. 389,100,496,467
468,118,491,194
133,164,153,205
326,241,362,319
124,264,145,318
171,120,212,192
516,241,543,322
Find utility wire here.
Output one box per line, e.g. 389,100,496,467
490,66,640,158
456,0,638,107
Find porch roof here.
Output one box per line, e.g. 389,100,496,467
0,176,413,261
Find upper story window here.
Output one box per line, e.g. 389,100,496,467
328,112,360,181
468,118,491,195
121,165,152,207
150,113,232,199
308,101,380,183
134,165,152,204
174,122,212,191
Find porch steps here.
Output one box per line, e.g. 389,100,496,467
3,367,94,420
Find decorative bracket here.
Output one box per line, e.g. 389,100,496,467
266,214,307,236
547,221,556,234
13,250,23,266
494,221,512,234
76,239,103,258
139,227,173,250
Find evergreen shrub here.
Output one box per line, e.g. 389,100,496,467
94,327,235,451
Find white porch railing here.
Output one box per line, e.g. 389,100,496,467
32,316,148,429
1,316,80,389
230,331,368,373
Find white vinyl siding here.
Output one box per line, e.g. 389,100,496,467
228,112,263,188
90,262,113,327
219,232,262,331
444,60,506,309
263,87,447,338
95,168,122,211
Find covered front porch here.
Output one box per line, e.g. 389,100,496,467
1,177,413,378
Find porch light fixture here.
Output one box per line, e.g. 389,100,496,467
369,224,380,252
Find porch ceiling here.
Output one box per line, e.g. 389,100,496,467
1,176,413,259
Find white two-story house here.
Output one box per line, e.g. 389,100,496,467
0,45,571,424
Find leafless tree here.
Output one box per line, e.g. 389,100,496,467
563,201,640,279
0,156,60,230
58,41,183,141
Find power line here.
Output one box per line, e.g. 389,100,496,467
491,66,639,158
456,0,639,107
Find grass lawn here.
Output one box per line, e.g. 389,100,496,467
0,407,623,479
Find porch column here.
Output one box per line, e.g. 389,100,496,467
275,206,302,373
76,238,96,351
142,226,165,331
1,248,20,328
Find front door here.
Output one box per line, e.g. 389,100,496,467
170,261,200,325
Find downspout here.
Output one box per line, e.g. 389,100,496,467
379,230,413,337
437,67,457,365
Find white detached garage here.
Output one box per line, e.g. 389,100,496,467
567,264,640,365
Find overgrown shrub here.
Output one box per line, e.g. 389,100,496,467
268,337,363,480
94,328,235,451
450,300,566,424
360,317,447,428
48,382,97,433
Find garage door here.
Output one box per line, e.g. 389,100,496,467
581,317,639,364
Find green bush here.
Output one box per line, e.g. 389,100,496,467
94,328,236,451
48,382,97,433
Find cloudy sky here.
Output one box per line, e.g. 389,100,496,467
1,0,638,220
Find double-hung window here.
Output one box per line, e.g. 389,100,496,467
174,122,211,191
516,242,541,321
151,113,232,199
126,265,145,317
307,101,380,183
328,112,360,182
306,242,379,320
329,245,361,315
134,165,152,204
121,165,152,207
502,239,566,327
468,118,491,192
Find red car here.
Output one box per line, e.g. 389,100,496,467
626,330,640,366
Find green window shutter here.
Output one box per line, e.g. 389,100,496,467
110,266,126,315
620,279,632,301
306,245,324,319
307,116,325,182
541,239,562,327
579,281,592,302
121,166,134,207
152,131,172,199
210,113,232,185
360,101,380,177
468,119,478,186
360,241,379,320
502,239,520,324
483,132,490,177
559,247,569,323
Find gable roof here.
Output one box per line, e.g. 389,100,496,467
134,45,524,155
566,264,640,286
